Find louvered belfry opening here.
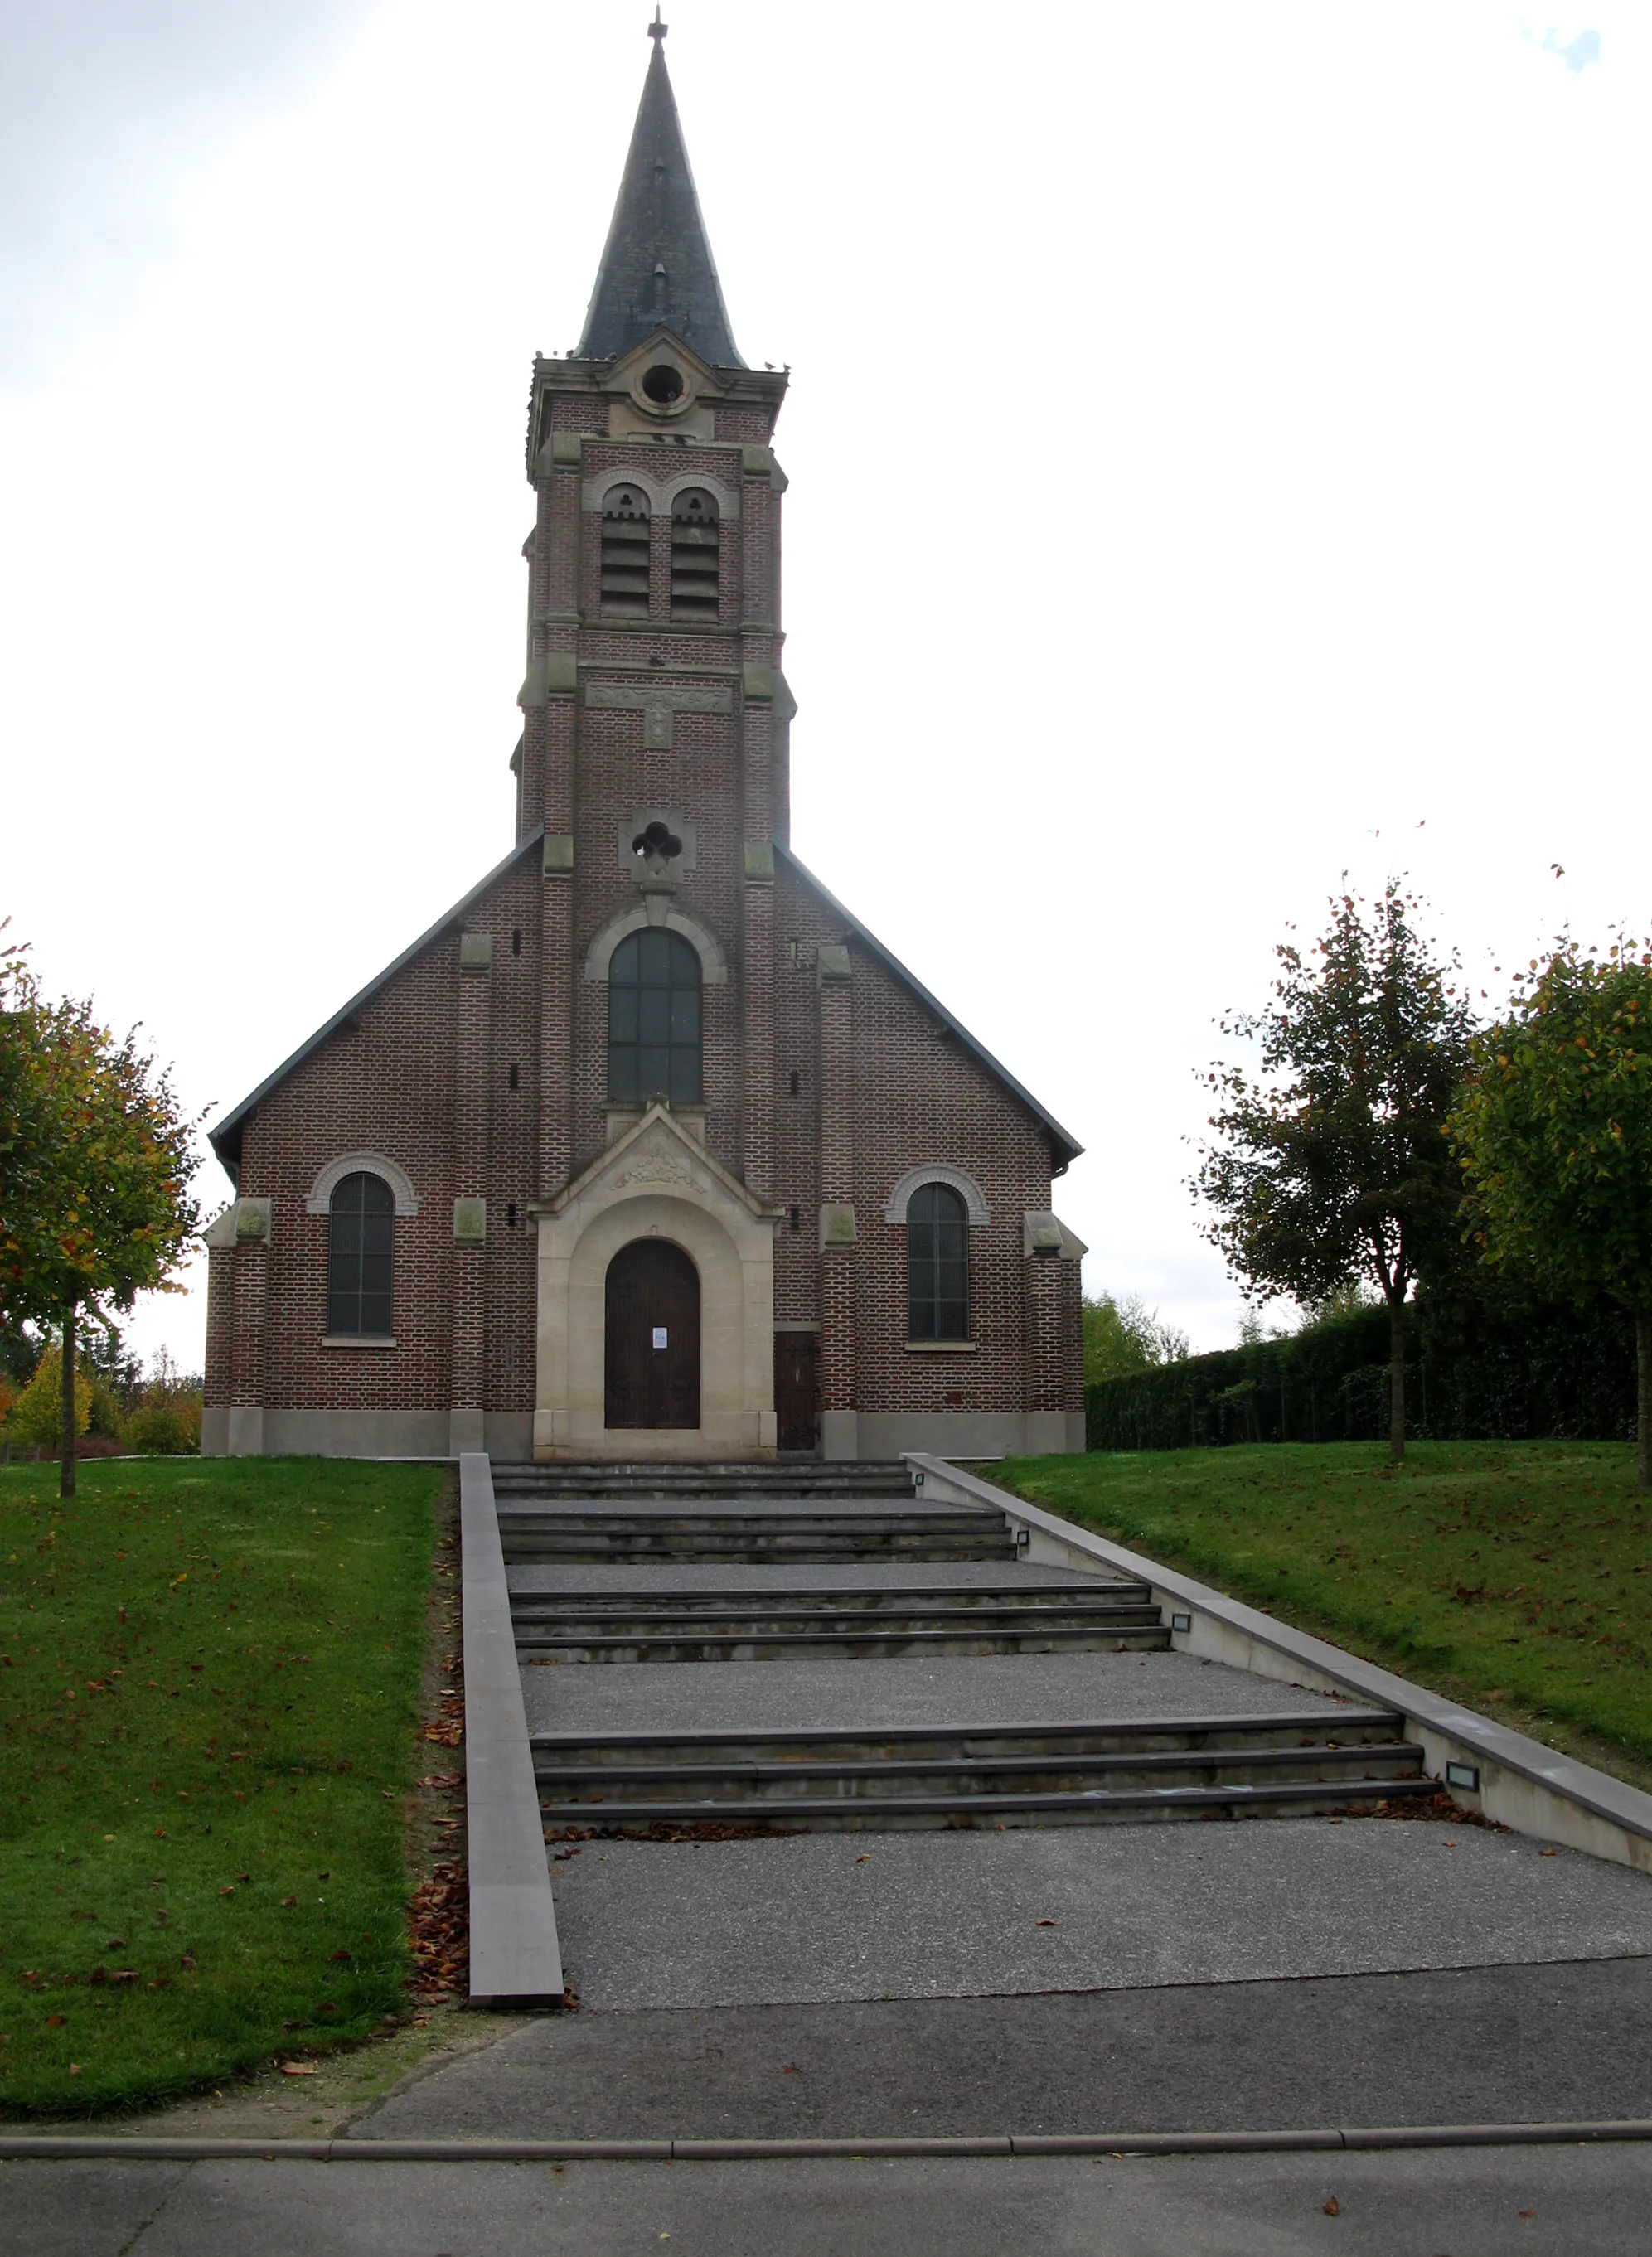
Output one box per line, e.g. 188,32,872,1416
669,488,719,622
600,484,652,617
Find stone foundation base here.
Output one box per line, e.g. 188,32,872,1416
199,1407,536,1460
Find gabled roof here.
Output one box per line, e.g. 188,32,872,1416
207,831,545,1188
776,844,1084,1174
577,25,743,368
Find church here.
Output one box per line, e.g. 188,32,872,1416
201,22,1086,1465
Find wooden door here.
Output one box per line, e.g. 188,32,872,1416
773,1331,820,1454
604,1238,700,1429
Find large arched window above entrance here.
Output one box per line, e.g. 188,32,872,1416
906,1181,970,1342
608,929,703,1104
327,1172,395,1338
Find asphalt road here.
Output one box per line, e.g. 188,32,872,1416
8,2146,1652,2256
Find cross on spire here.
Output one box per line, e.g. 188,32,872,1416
648,7,667,39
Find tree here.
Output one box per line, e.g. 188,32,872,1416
1447,937,1652,1493
1083,1291,1190,1384
1194,882,1476,1465
7,1344,90,1452
0,941,201,1497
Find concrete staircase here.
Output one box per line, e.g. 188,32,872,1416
496,1462,1017,1568
511,1579,1169,1661
506,1460,1435,1837
532,1712,1435,1835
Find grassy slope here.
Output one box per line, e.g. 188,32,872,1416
994,1441,1652,1775
0,1458,439,2115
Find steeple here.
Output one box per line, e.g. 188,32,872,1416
576,13,743,369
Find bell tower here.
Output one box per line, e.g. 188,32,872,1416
515,13,793,1223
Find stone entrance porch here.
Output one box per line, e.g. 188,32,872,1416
530,1104,780,1461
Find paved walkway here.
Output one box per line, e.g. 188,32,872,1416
493,1490,1652,2141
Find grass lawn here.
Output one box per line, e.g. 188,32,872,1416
993,1441,1652,1779
0,1456,441,2115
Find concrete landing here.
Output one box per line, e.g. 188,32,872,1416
519,1649,1349,1734
544,1819,1652,2011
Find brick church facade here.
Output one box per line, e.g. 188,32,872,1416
201,24,1086,1463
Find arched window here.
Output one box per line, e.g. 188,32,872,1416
608,930,702,1103
907,1181,969,1342
600,484,652,618
328,1172,395,1337
670,489,719,622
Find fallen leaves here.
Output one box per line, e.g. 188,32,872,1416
407,1863,467,1998
280,2061,317,2077
1323,2196,1340,2216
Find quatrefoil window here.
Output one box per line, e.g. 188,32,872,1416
632,821,684,869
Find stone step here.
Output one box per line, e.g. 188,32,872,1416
519,1621,1171,1663
493,1460,917,1501
500,1523,1018,1565
537,1777,1436,1836
497,1507,986,1528
536,1743,1424,1806
511,1601,1158,1635
531,1711,1408,1767
509,1581,1148,1616
532,1710,1430,1833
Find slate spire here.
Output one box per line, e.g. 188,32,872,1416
576,14,743,368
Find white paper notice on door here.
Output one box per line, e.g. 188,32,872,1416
652,1327,668,1349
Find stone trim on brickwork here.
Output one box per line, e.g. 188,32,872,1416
582,901,729,984
881,1164,991,1228
303,1152,420,1217
1022,1210,1087,1259
581,464,740,520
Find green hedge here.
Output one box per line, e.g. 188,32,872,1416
1087,1300,1638,1451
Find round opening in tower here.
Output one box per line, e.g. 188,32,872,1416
642,364,685,404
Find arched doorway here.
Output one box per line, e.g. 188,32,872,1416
604,1238,701,1429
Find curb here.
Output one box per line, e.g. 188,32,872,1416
4,2122,1652,2163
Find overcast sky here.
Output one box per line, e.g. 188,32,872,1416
1,2,1642,1373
